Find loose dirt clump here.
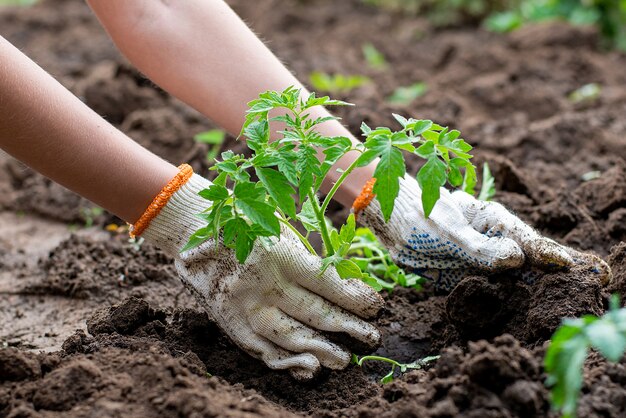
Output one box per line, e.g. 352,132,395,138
1,0,626,417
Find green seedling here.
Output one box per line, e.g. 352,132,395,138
184,87,475,294
352,353,440,383
309,72,371,95
545,295,626,418
362,43,388,70
477,162,496,201
347,227,425,292
79,206,104,228
387,83,428,106
568,83,602,104
194,129,226,163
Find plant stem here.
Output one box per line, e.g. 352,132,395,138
278,217,317,256
308,190,334,256
356,355,401,368
320,154,362,215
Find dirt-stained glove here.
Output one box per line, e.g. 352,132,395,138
353,176,611,291
133,165,384,380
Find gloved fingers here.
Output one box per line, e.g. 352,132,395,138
276,284,382,349
450,191,573,269
228,321,321,380
247,306,352,370
399,223,525,271
288,260,385,319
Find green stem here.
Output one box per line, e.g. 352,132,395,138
278,217,317,256
308,190,334,256
356,355,401,368
320,153,362,215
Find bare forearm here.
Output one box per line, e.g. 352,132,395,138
87,0,375,206
0,36,177,223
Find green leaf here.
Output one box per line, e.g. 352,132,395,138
181,226,213,253
387,83,427,106
409,120,433,135
416,157,447,217
335,259,363,279
297,197,320,232
223,217,248,246
194,129,226,145
462,164,477,195
199,185,229,202
235,229,255,263
339,213,356,243
477,163,496,201
235,199,280,236
367,136,406,221
255,167,297,219
415,141,436,159
362,43,387,70
585,321,626,362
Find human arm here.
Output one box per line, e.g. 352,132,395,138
0,35,177,223
85,0,374,208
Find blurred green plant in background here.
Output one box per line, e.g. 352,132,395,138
0,0,37,6
486,0,626,50
363,0,626,51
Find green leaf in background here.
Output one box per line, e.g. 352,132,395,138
477,162,496,201
309,71,371,95
417,157,447,217
387,82,427,106
362,43,388,70
194,129,226,162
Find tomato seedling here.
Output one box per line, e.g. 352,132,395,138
183,87,476,287
352,353,440,383
309,72,370,95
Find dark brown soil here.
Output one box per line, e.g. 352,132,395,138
1,0,625,417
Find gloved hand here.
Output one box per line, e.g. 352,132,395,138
135,167,384,380
354,176,611,291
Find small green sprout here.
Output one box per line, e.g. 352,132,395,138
568,83,602,104
352,353,440,383
194,129,226,163
362,43,388,70
545,295,626,418
309,72,371,95
387,83,428,106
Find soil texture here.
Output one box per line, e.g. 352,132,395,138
1,0,625,417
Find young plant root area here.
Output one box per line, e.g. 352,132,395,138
1,0,626,417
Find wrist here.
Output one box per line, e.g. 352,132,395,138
132,166,213,256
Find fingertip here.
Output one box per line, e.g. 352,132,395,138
525,238,574,270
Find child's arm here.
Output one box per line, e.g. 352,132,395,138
0,35,178,223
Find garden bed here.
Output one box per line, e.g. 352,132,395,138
1,0,626,416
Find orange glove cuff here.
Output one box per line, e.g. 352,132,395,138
130,163,194,237
351,178,376,217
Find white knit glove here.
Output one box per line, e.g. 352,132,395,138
141,174,384,379
358,176,611,291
